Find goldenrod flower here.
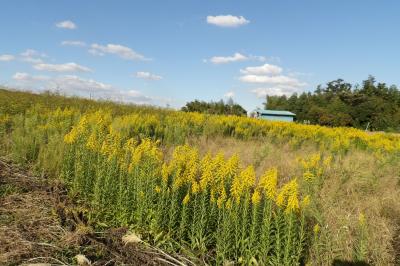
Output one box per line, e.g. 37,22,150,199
192,181,200,194
217,187,227,209
199,153,213,191
161,163,169,185
286,192,299,214
323,155,332,167
313,224,320,234
285,179,299,213
225,198,233,210
223,153,239,177
303,171,315,182
231,166,255,203
301,195,311,208
183,193,190,205
259,168,278,200
86,132,100,151
251,190,261,205
276,179,299,213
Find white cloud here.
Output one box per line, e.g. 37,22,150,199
135,71,163,81
224,91,235,98
0,54,15,62
207,15,249,27
56,20,77,29
12,72,49,81
50,76,152,104
61,40,86,47
209,53,248,64
207,53,266,64
20,49,46,58
90,43,149,61
240,63,282,75
34,62,92,73
239,63,307,98
11,73,152,104
20,49,47,64
251,55,267,62
287,71,314,77
88,49,104,56
251,87,302,98
239,74,306,88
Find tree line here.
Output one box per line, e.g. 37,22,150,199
265,76,400,132
181,98,247,116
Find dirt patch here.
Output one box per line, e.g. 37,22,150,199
0,158,184,265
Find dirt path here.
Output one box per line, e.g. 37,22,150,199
0,159,179,266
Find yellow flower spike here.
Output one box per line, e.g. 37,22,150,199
214,152,225,168
192,181,200,194
225,198,233,210
199,153,214,191
225,153,239,177
251,190,261,205
217,187,227,209
241,165,256,188
64,116,89,144
285,179,299,213
323,155,333,167
86,132,99,151
231,166,255,203
210,189,216,203
155,186,161,193
260,167,278,200
303,171,315,182
183,193,190,205
310,153,321,168
313,224,320,234
200,167,212,191
276,179,292,207
301,195,311,208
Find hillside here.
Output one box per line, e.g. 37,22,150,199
1,88,400,265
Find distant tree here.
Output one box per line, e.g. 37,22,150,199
181,99,247,116
263,76,400,132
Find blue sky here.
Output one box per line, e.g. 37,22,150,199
1,0,400,111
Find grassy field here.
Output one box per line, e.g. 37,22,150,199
1,88,400,265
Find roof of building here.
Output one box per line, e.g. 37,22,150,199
255,109,296,116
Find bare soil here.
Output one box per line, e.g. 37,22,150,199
0,158,176,266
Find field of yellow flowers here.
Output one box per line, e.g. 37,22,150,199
1,88,400,265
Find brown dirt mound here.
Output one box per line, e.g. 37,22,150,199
0,158,185,266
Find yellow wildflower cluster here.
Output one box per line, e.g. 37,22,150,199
231,166,255,203
299,153,327,182
259,167,278,200
276,179,300,213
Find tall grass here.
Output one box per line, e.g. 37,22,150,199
1,89,399,265
60,112,310,264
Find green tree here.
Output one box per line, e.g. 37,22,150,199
263,76,400,132
181,99,247,116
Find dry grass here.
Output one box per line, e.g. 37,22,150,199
1,135,399,265
309,151,400,265
187,136,318,183
0,158,191,266
181,137,400,265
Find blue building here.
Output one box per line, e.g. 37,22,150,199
253,109,296,122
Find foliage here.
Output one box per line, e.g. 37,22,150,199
181,99,247,116
265,76,400,131
1,88,399,265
